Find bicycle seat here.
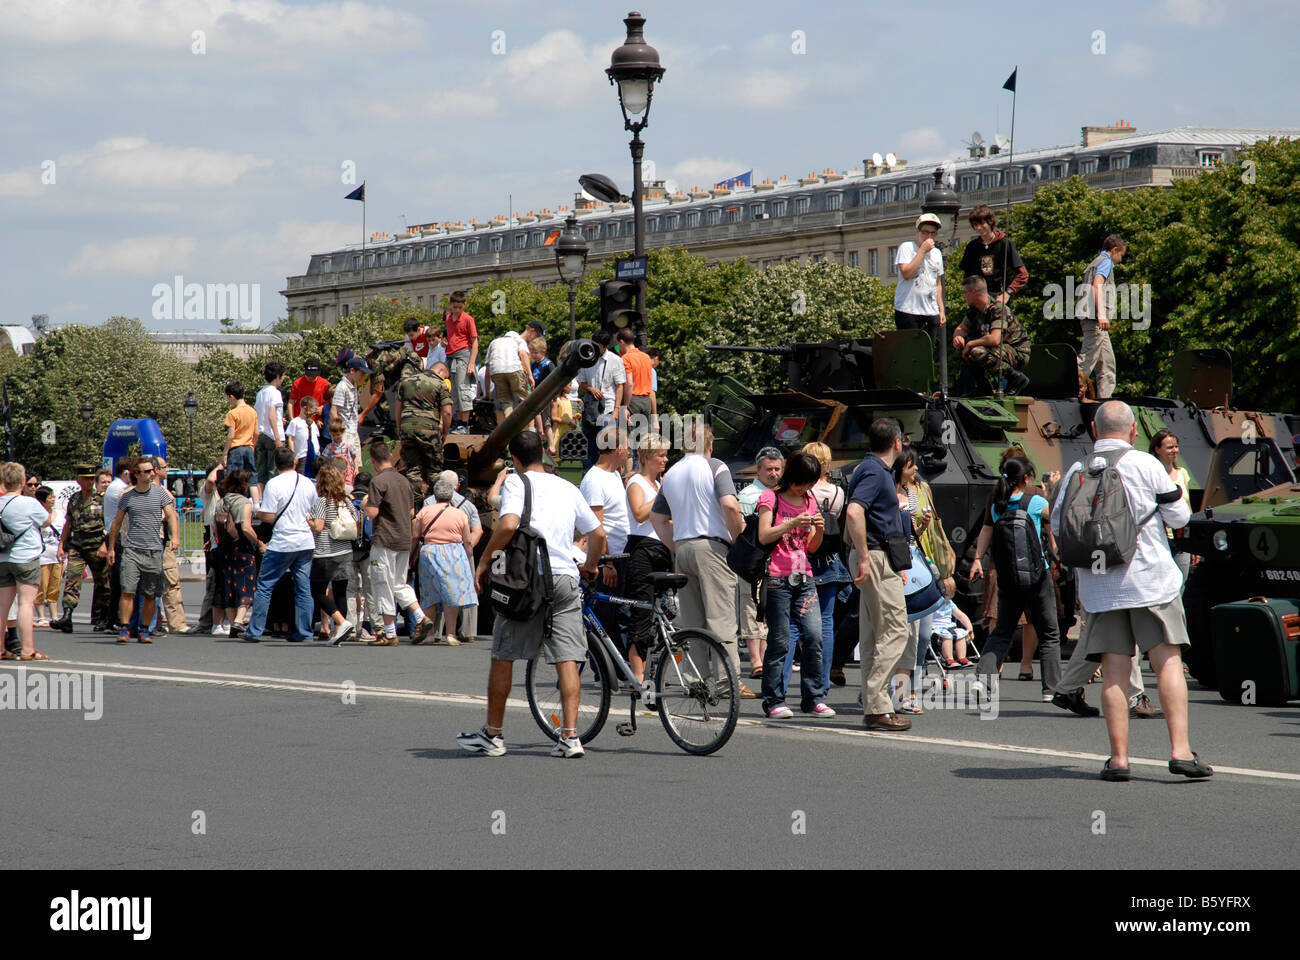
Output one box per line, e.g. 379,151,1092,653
648,572,688,592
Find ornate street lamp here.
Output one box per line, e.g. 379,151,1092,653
604,11,665,344
921,168,962,397
554,215,589,342
182,391,198,504
78,398,94,464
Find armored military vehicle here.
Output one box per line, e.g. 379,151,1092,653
705,333,1300,695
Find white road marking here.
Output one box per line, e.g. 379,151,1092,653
5,661,1297,783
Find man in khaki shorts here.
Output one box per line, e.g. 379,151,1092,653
1052,401,1211,781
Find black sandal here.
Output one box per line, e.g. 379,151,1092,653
1100,758,1131,782
750,666,763,679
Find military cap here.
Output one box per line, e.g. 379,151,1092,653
76,463,97,478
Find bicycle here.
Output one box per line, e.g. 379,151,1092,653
524,559,740,755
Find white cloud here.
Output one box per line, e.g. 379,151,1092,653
0,0,423,52
494,30,614,109
0,168,43,197
722,70,810,109
425,90,501,120
898,127,947,161
58,137,272,190
662,158,750,192
220,219,360,265
1160,0,1227,27
66,235,198,275
1108,43,1158,79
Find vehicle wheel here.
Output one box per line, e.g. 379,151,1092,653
654,629,739,755
525,638,612,744
1182,562,1228,688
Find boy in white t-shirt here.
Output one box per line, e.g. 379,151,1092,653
286,396,321,476
253,360,287,499
893,212,947,349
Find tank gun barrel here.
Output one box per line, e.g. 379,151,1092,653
705,344,794,355
464,338,599,476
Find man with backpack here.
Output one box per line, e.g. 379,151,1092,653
459,432,606,758
1050,401,1210,781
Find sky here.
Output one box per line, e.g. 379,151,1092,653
1,0,1297,333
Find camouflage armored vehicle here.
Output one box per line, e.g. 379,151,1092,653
705,333,1300,693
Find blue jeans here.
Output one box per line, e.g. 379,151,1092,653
246,549,314,641
127,589,159,635
227,445,255,476
762,579,826,712
783,581,842,695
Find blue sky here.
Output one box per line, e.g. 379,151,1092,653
1,0,1296,332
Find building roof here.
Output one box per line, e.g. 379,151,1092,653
304,125,1299,259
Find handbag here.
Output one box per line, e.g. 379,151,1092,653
0,498,17,552
256,474,300,544
883,530,911,572
327,499,359,542
916,481,956,580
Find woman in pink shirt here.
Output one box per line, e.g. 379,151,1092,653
413,478,476,645
756,452,835,720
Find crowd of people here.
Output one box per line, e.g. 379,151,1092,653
894,205,1127,399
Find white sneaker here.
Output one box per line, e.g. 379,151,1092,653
456,727,506,756
211,624,229,636
550,735,585,758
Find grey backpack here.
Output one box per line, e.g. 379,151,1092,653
1057,449,1158,569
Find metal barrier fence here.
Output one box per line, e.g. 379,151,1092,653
178,505,206,556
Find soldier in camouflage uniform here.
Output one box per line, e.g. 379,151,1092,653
52,464,111,633
952,275,1032,396
395,352,454,499
360,342,422,441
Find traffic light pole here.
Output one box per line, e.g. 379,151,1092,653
630,133,646,346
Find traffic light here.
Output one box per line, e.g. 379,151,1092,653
598,279,640,337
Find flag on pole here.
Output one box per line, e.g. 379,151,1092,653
1002,68,1017,93
345,183,365,202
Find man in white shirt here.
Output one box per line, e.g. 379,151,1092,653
458,431,606,759
333,356,370,452
1050,401,1210,781
650,421,754,697
576,330,629,471
254,360,287,499
484,323,544,424
238,447,317,643
894,213,947,349
581,426,632,652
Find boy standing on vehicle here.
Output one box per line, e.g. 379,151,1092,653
459,432,606,759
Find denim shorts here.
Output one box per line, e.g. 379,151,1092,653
227,445,255,476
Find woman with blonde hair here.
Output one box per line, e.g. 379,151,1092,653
623,432,672,683
307,460,361,643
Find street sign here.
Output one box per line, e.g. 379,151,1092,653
615,256,648,281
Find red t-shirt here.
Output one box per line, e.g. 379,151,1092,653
444,311,478,356
290,375,331,423
406,327,430,359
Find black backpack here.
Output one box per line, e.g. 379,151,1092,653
812,489,844,559
487,474,554,622
991,499,1046,591
726,513,776,585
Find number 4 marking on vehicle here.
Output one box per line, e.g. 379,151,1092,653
1249,528,1279,562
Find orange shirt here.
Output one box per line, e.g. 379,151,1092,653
621,346,653,397
225,404,257,448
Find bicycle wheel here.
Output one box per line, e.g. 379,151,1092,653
654,629,739,755
525,635,612,744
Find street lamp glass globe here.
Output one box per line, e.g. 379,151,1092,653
79,399,93,423
558,252,586,283
618,78,650,117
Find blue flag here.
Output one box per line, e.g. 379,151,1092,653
1002,68,1017,93
345,183,365,202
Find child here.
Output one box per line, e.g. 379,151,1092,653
932,578,976,669
322,411,359,491
287,396,321,478
34,486,61,627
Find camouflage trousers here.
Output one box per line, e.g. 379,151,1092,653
399,421,445,499
62,545,111,623
965,343,1027,374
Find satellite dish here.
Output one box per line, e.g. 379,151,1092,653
871,152,883,167
995,134,1011,151
885,153,897,169
663,178,680,195
1026,163,1042,182
971,131,984,146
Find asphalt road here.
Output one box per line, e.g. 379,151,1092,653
4,581,1297,869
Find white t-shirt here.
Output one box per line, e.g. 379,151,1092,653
498,471,600,580
625,473,661,540
485,332,527,374
0,493,51,564
651,454,737,542
893,241,945,316
285,417,320,462
576,352,627,421
104,477,130,531
255,384,285,441
258,471,318,553
580,465,630,554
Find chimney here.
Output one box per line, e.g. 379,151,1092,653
1081,122,1139,147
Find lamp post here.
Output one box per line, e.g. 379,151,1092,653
78,399,93,464
182,391,198,505
922,168,962,398
554,215,589,343
604,10,665,345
